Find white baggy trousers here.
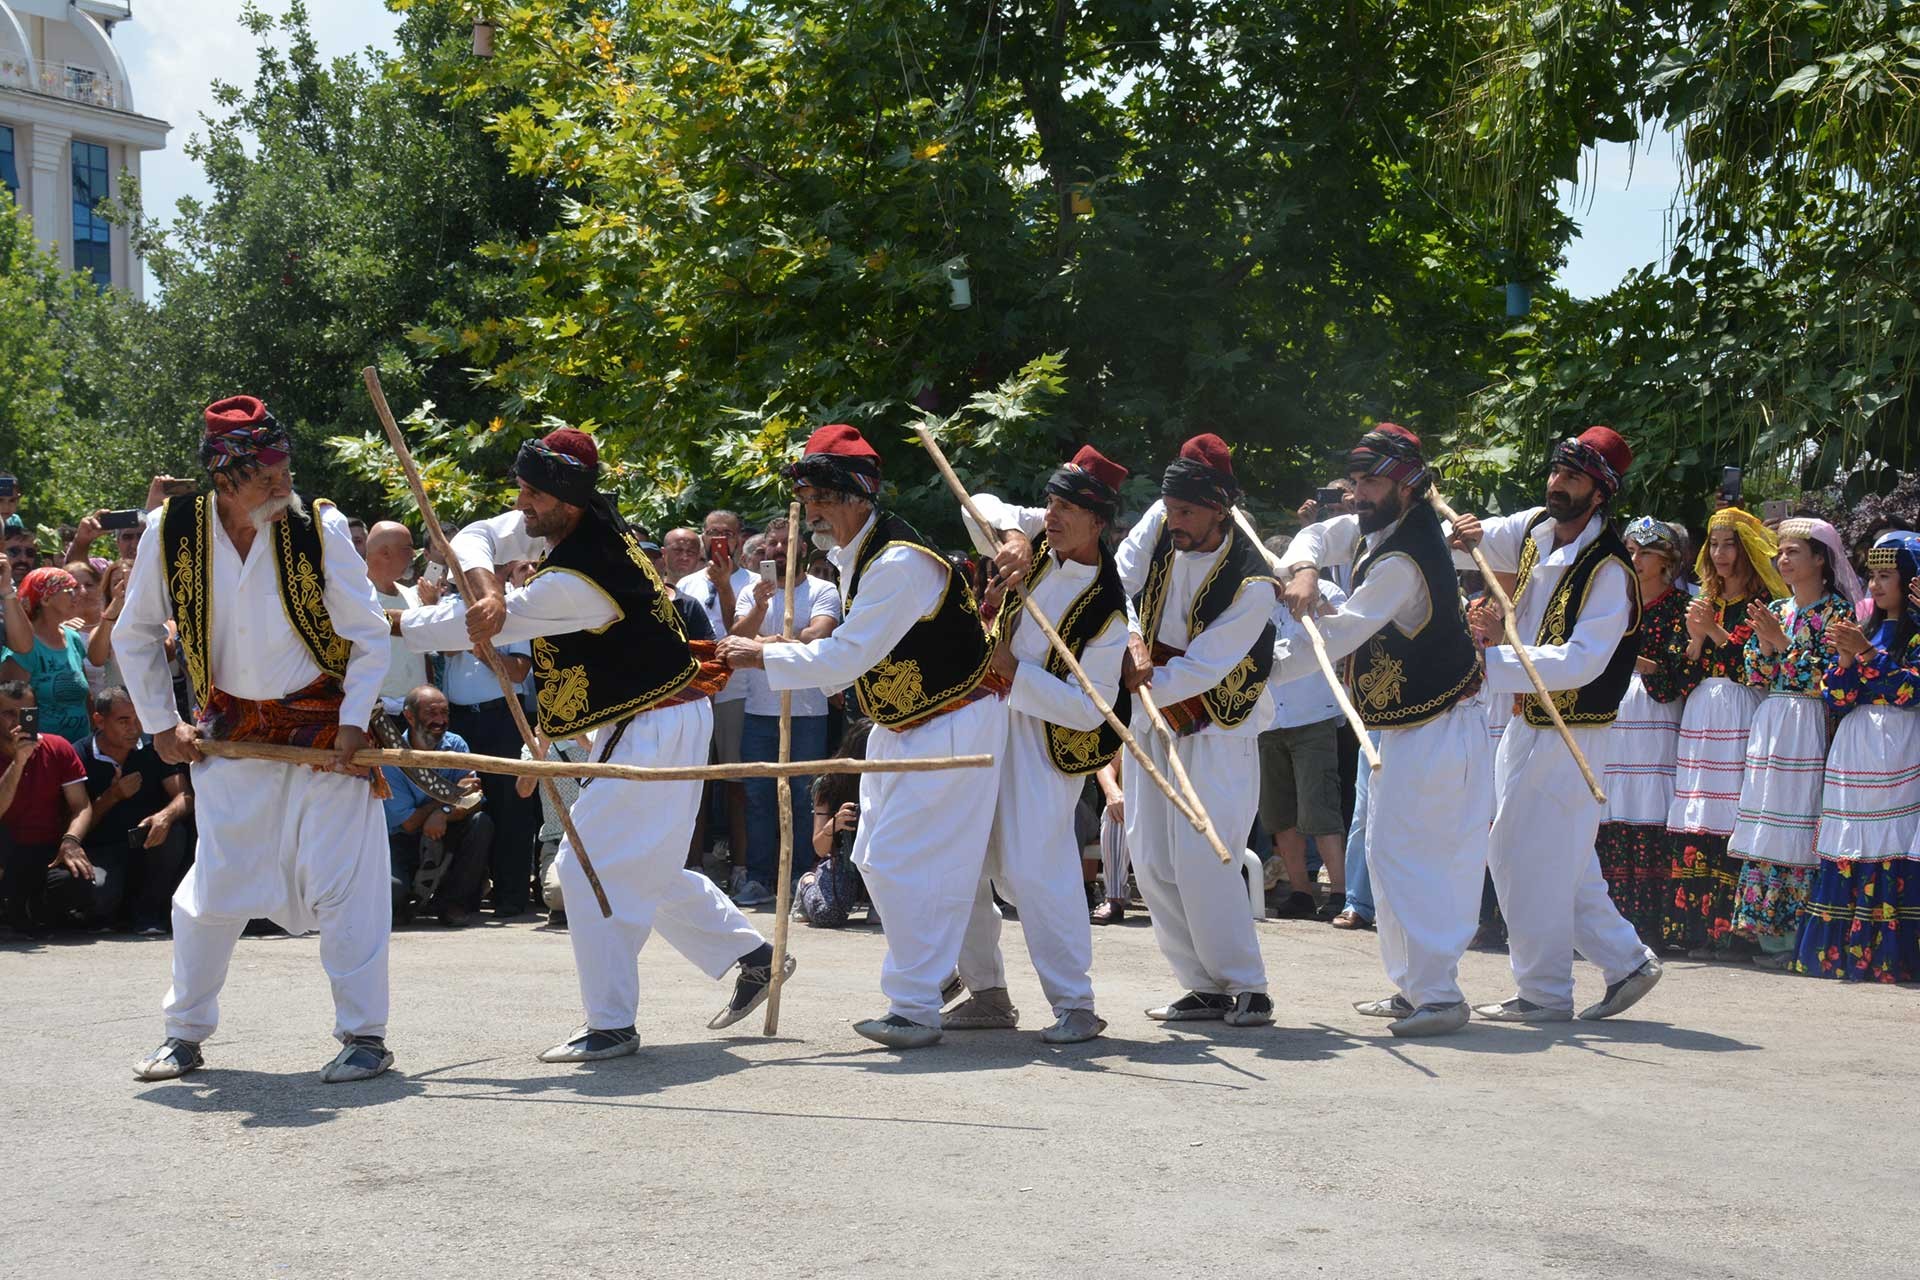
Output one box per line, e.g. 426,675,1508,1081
1124,728,1267,997
164,757,391,1044
1488,720,1654,1010
1366,699,1493,1009
555,699,767,1030
854,695,1007,1025
957,706,1098,1015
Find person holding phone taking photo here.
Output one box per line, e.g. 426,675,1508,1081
0,681,96,934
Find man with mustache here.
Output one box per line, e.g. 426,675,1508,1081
1445,426,1663,1023
400,428,786,1062
380,684,491,928
1114,434,1277,1028
939,445,1132,1045
715,425,1006,1049
1277,424,1491,1036
115,395,398,1083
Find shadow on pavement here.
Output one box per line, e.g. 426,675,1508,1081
135,1066,424,1129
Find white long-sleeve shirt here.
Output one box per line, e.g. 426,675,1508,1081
762,511,949,701
965,495,1127,733
399,511,617,652
1458,507,1634,695
1271,512,1440,686
113,499,392,736
1114,500,1276,737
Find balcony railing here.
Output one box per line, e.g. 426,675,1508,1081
0,58,123,110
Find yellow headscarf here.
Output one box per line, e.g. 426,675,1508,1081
1696,506,1789,603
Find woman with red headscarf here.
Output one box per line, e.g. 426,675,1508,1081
1,567,95,743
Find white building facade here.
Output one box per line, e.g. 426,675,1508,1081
0,0,168,297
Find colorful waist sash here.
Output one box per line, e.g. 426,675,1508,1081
199,674,389,798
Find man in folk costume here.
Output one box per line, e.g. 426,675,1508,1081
1449,427,1663,1022
400,428,788,1062
716,425,1007,1049
118,397,397,1084
940,446,1132,1045
1115,433,1276,1028
1277,424,1490,1037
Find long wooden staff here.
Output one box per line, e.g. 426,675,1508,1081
1230,507,1382,772
362,366,613,917
764,500,802,1035
911,424,1232,865
1427,489,1606,803
198,738,992,782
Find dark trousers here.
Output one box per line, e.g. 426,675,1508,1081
89,825,192,931
449,698,542,914
3,835,94,931
390,812,494,920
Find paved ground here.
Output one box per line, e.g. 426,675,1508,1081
5,907,1916,1279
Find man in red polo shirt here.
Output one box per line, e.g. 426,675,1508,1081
0,680,95,933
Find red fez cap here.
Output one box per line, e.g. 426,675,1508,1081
1375,422,1422,450
1576,425,1632,479
1179,432,1234,480
1069,444,1129,493
541,426,599,470
205,395,269,435
801,423,881,464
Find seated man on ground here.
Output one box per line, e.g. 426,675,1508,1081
380,685,492,927
77,686,192,933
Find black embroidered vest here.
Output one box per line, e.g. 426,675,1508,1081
1013,537,1131,775
1131,514,1276,730
160,493,350,708
1346,503,1481,728
527,512,698,736
844,512,992,729
1511,512,1641,727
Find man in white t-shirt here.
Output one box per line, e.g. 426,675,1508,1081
364,522,431,716
1259,576,1348,920
677,511,755,882
729,518,841,905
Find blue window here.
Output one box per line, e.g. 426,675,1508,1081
71,140,112,287
0,126,18,201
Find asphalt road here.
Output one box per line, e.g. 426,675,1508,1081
5,908,1915,1279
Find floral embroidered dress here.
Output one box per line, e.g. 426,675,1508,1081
1727,593,1846,947
1661,595,1763,950
1597,586,1693,938
1794,624,1920,982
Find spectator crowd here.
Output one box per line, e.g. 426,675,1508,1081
4,459,1917,991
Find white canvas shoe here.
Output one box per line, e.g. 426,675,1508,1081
1387,1001,1470,1038
1578,958,1664,1021
1473,997,1573,1023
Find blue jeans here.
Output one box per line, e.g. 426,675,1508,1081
741,713,831,886
1343,733,1379,920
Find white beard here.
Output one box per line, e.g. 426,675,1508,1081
811,531,839,552
249,491,307,532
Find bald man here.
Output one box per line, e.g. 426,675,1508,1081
365,522,431,716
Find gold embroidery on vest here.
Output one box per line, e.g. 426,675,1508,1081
276,520,350,675
1050,725,1104,770
863,656,927,719
168,497,211,705
1356,639,1406,711
533,637,592,727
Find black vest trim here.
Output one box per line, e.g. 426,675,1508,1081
528,513,698,736
160,494,349,708
1346,504,1481,728
1130,513,1277,730
844,513,992,729
1512,514,1641,727
1021,539,1131,775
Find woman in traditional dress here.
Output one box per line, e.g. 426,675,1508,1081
1794,530,1920,983
1727,518,1859,967
1661,507,1788,957
1596,518,1694,939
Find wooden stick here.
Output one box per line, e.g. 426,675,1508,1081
909,423,1204,834
764,500,802,1036
1230,507,1382,772
911,424,1234,865
1427,490,1606,804
195,738,993,782
362,369,615,913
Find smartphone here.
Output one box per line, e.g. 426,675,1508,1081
1316,487,1343,509
127,825,148,851
758,559,777,585
423,561,447,587
18,706,38,738
158,479,197,499
98,509,144,531
1720,466,1743,504
1761,499,1792,524
710,534,731,562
